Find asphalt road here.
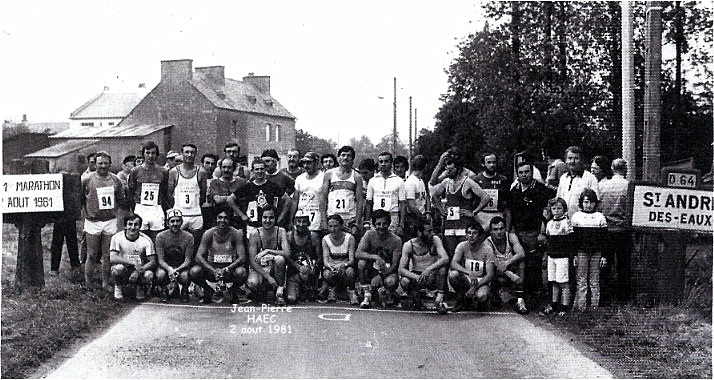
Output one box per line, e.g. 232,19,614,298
44,302,611,378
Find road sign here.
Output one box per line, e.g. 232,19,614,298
1,174,64,213
632,184,713,233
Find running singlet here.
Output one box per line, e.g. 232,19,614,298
408,239,438,272
256,228,283,268
327,169,357,219
323,233,351,263
173,167,202,217
443,177,476,233
129,165,168,206
206,227,240,265
485,235,514,264
295,171,325,231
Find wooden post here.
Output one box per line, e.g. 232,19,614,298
621,0,636,178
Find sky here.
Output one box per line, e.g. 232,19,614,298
0,1,486,146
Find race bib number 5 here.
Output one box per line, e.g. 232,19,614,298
447,206,461,221
140,183,159,206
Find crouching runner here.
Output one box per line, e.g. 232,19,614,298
449,221,496,312
355,209,401,308
398,215,449,313
155,209,194,302
190,209,247,304
109,213,157,301
246,206,290,305
320,214,357,303
286,212,322,304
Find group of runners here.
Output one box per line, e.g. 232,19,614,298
71,139,629,315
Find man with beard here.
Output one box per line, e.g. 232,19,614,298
190,209,247,304
285,213,322,303
168,144,209,245
355,210,402,308
282,148,305,181
155,209,194,302
431,154,491,257
209,157,246,228
227,158,290,233
109,213,157,301
246,206,291,305
128,141,169,242
474,153,510,231
398,216,449,313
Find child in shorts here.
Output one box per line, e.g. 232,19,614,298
542,197,573,316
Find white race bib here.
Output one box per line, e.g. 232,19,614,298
177,185,197,209
127,254,141,266
247,201,258,222
464,259,485,277
447,206,461,221
140,183,160,206
374,190,393,211
96,186,115,210
484,189,499,212
260,254,275,267
213,254,232,264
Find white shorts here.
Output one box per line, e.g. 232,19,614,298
181,215,203,231
84,219,117,236
547,257,570,283
134,204,165,231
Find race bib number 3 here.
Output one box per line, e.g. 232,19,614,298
96,186,115,210
447,206,461,221
140,183,160,206
177,186,197,208
484,189,499,212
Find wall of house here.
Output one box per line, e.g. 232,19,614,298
232,112,296,168
69,118,123,130
122,81,217,156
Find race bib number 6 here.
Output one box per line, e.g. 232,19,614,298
484,189,499,212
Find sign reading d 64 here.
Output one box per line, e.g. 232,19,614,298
1,174,64,213
633,185,713,233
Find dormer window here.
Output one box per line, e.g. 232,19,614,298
264,98,273,107
246,95,257,104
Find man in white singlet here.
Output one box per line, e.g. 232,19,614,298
319,146,365,235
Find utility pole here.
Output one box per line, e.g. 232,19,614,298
622,0,636,178
392,77,397,155
414,108,418,153
643,1,662,182
408,96,413,162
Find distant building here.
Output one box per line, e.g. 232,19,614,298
2,115,68,173
69,85,147,129
121,59,296,164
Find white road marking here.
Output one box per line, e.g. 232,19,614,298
317,313,351,321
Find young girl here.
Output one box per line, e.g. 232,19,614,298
543,197,574,316
571,189,608,311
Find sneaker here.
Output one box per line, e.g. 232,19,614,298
113,285,124,301
377,287,388,308
327,287,337,303
515,298,529,315
349,290,359,305
161,286,170,303
136,286,146,301
360,292,372,309
436,300,448,315
276,286,286,306
180,285,190,302
317,283,329,300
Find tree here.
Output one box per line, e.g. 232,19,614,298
295,129,336,156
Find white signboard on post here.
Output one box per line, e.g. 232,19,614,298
632,185,713,233
1,174,64,213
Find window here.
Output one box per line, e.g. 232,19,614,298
232,120,238,138
265,124,280,142
274,124,280,142
108,122,115,126
80,122,94,127
265,124,271,141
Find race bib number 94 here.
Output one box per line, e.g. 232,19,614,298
96,186,115,210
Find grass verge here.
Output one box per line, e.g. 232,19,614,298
1,223,135,378
528,242,712,379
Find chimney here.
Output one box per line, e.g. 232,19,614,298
243,74,270,94
161,59,193,84
195,66,225,86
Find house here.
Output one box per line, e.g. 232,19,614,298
69,85,147,129
28,123,173,173
2,115,68,173
120,59,296,164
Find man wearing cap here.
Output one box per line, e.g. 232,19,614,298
81,151,126,292
167,144,209,245
163,150,180,171
291,151,325,234
155,209,194,302
227,158,290,233
190,208,247,303
109,213,157,301
282,148,305,181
